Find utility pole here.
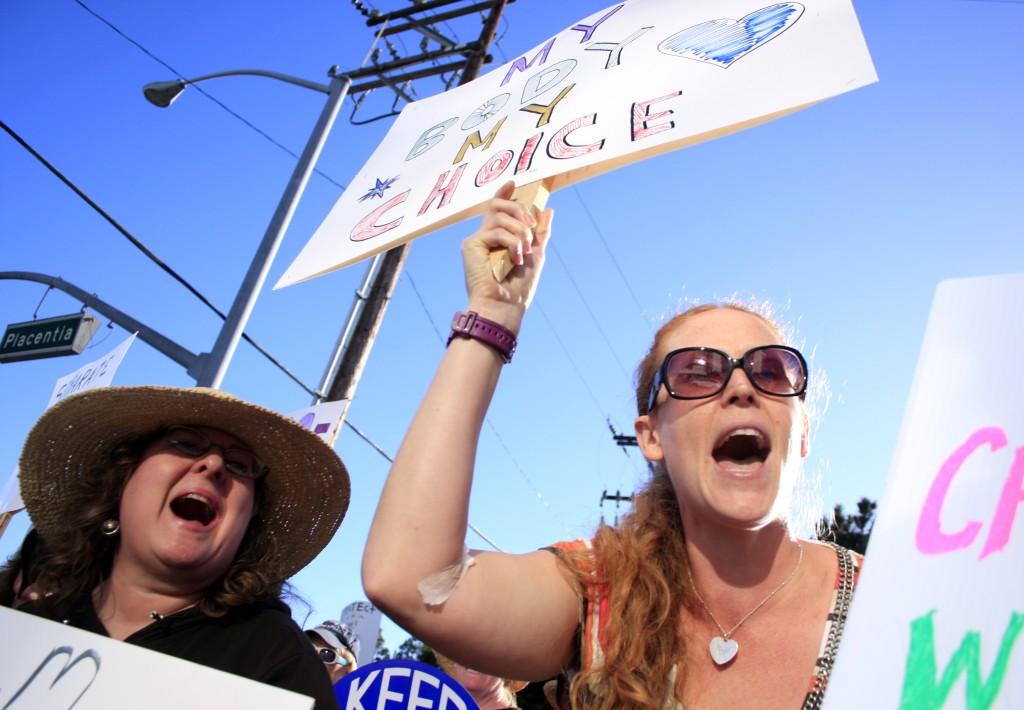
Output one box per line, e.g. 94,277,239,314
316,0,512,414
599,490,634,527
608,420,638,448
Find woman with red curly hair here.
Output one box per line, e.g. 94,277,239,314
363,182,860,710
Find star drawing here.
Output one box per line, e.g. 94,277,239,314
358,176,399,202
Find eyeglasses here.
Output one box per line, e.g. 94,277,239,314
317,647,352,667
647,345,808,411
163,426,267,480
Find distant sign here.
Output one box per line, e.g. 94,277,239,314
335,660,477,710
0,313,100,363
278,0,877,287
288,399,349,448
0,607,313,709
823,273,1024,709
48,332,137,406
340,600,383,669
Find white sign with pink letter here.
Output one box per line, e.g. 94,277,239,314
278,0,876,286
824,273,1024,709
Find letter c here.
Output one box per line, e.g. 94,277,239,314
350,190,411,242
915,427,1007,555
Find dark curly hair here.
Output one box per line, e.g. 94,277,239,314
29,428,282,620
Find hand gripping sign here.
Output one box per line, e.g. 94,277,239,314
276,0,877,288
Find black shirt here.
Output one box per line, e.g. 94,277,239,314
21,595,339,710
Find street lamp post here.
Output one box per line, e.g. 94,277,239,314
144,66,351,388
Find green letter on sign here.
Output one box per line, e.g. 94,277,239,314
900,610,1023,709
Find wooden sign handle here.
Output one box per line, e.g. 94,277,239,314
0,509,23,544
489,178,554,282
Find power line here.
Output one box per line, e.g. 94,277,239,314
343,417,505,550
72,0,347,190
533,301,645,484
399,269,447,344
398,267,575,533
547,242,633,380
344,418,396,463
482,417,574,536
0,118,317,396
571,184,652,331
532,301,609,421
68,0,642,512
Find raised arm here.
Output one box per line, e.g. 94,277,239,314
362,181,579,680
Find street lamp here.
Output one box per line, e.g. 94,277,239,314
144,66,351,388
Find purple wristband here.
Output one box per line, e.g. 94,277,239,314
447,310,517,363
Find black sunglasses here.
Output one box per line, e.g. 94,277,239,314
317,647,351,667
647,345,808,411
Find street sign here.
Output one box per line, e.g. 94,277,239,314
0,313,101,363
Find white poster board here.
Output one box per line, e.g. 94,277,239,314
823,273,1024,709
0,607,313,709
279,0,877,287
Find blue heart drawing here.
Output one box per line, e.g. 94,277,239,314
658,3,805,69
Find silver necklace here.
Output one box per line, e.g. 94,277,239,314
686,541,803,666
149,601,198,623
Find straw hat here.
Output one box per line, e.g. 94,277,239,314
19,385,350,581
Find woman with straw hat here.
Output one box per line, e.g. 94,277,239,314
12,385,350,709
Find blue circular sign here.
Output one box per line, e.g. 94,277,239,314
334,659,479,709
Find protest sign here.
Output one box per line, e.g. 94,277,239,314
288,399,349,447
823,273,1024,709
0,607,313,709
335,659,477,710
341,599,384,669
48,332,137,406
278,0,876,287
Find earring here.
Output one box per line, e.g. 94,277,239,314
101,519,120,537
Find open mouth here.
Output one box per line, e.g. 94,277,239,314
712,428,770,470
170,493,216,526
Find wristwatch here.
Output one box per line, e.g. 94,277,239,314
447,310,517,363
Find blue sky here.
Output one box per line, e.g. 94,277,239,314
1,0,1022,651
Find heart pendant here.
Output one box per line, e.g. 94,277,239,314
709,636,739,665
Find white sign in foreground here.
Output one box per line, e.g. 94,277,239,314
0,607,313,709
823,273,1024,709
278,0,877,287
